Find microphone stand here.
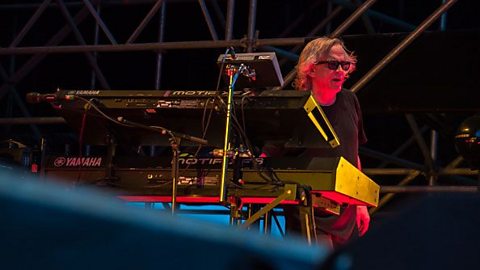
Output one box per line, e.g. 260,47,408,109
170,136,180,215
219,64,244,203
117,117,207,215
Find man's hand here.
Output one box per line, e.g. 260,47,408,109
356,205,370,236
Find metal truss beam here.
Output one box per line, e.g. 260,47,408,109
0,0,475,215
54,0,110,89
350,0,458,93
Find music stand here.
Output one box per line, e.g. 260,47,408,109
217,52,284,89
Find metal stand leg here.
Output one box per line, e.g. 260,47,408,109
241,187,294,228
304,203,317,245
263,210,271,235
229,196,242,225
170,137,181,215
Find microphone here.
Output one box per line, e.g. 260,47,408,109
117,117,208,146
228,46,236,60
26,92,75,104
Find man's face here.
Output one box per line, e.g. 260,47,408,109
310,44,351,95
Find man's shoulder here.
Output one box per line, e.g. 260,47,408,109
340,88,355,95
338,88,357,100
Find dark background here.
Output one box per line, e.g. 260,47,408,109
0,4,480,265
0,0,479,203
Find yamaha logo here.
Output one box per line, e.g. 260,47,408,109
52,156,103,167
54,157,67,167
74,90,100,96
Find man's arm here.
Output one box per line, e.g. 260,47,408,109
356,156,370,236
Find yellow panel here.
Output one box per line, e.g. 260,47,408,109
334,157,380,207
304,96,328,141
303,95,340,148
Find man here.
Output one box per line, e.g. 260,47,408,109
283,37,370,249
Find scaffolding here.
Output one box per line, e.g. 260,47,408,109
0,0,478,214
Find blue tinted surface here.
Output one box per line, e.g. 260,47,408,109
127,202,285,238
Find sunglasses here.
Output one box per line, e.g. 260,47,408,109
315,60,352,71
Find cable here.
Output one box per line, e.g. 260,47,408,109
215,47,230,92
74,103,90,185
73,96,179,144
214,90,283,185
73,96,131,128
191,47,231,159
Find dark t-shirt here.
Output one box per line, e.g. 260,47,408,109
300,88,367,165
309,89,367,242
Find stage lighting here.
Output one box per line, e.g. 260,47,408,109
454,114,480,169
